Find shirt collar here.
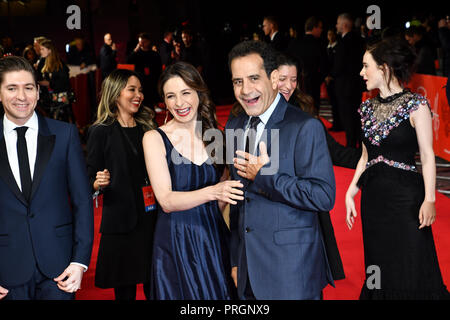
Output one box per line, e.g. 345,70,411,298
251,93,280,126
3,112,39,135
327,41,337,48
270,31,278,41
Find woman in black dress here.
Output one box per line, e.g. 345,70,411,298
345,37,449,299
86,69,157,300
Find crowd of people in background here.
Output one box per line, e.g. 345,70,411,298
2,12,448,147
1,10,450,301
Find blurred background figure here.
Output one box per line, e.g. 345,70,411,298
325,28,342,131
99,33,117,80
171,37,182,63
262,15,288,51
38,39,75,124
22,45,37,65
438,16,450,106
33,36,47,73
329,13,365,148
67,36,96,69
159,30,174,69
67,36,97,119
180,29,204,74
405,26,437,75
127,32,162,111
1,36,19,56
287,16,329,116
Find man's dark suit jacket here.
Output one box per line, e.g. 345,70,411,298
127,49,162,106
287,34,329,107
0,114,94,287
267,32,288,52
99,44,117,79
159,40,174,67
330,31,365,95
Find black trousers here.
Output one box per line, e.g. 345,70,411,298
114,282,150,301
335,79,362,148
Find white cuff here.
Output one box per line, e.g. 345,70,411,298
70,262,88,272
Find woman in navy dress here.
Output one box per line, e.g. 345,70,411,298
143,61,241,299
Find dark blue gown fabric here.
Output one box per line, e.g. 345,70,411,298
150,128,235,300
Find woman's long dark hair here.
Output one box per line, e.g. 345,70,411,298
158,61,225,169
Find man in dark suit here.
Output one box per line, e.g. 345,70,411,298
0,56,93,300
262,16,287,52
159,31,174,69
287,16,329,116
330,13,365,147
405,26,437,75
127,32,162,110
99,33,117,79
226,40,336,300
67,36,96,69
325,29,342,131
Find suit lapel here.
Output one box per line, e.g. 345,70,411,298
227,99,288,188
0,129,28,206
30,115,55,201
234,113,251,188
260,97,288,158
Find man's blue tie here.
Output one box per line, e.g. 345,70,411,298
245,116,261,155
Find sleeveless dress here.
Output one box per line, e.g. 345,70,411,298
357,90,449,300
150,128,236,300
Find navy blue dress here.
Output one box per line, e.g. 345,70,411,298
150,128,235,300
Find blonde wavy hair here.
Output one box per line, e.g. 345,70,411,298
94,69,156,131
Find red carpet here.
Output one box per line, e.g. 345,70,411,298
76,105,450,300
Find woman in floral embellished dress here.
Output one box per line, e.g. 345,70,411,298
345,37,449,300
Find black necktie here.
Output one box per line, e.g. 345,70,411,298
15,126,32,202
245,116,261,155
